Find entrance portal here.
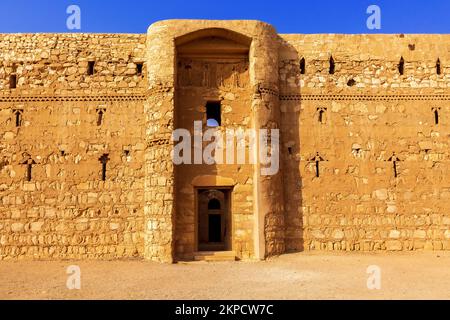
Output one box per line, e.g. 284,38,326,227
197,188,231,251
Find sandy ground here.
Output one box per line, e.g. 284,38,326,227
0,251,449,300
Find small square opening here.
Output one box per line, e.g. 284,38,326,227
206,101,221,127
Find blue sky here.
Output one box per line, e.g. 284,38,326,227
0,0,449,34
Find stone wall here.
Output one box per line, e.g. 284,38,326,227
0,34,146,94
1,23,450,261
279,34,450,252
0,34,147,260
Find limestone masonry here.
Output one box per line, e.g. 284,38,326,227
1,20,450,263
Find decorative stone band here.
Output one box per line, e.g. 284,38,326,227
147,138,171,148
280,94,450,101
3,93,450,102
147,85,173,96
253,84,279,97
0,95,146,102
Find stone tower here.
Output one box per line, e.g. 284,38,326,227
144,20,284,262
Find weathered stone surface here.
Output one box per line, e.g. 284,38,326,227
0,34,146,260
1,20,450,263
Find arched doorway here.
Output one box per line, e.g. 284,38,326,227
197,188,232,251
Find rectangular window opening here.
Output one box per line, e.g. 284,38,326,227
96,108,105,126
9,74,17,89
329,56,335,74
88,61,95,75
136,63,143,76
206,101,221,127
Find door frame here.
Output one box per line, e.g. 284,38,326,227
194,186,233,252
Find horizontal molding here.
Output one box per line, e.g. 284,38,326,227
0,95,146,103
2,93,450,103
280,94,450,101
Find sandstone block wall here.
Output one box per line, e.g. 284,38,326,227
280,34,450,252
1,22,449,261
0,34,147,259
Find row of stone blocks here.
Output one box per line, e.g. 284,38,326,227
0,244,144,260
306,239,450,251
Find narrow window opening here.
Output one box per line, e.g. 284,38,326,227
329,56,335,74
315,160,320,177
60,150,66,156
388,153,400,178
97,110,103,126
88,61,95,75
318,110,324,123
26,163,32,181
96,108,106,126
99,154,110,181
347,78,356,86
9,74,17,89
13,109,23,127
22,155,36,182
432,107,440,125
436,59,441,75
124,150,130,157
288,147,293,155
311,152,325,178
136,63,143,76
398,57,404,75
317,107,327,124
300,58,306,75
206,101,221,127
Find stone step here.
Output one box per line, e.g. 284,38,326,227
193,251,236,262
